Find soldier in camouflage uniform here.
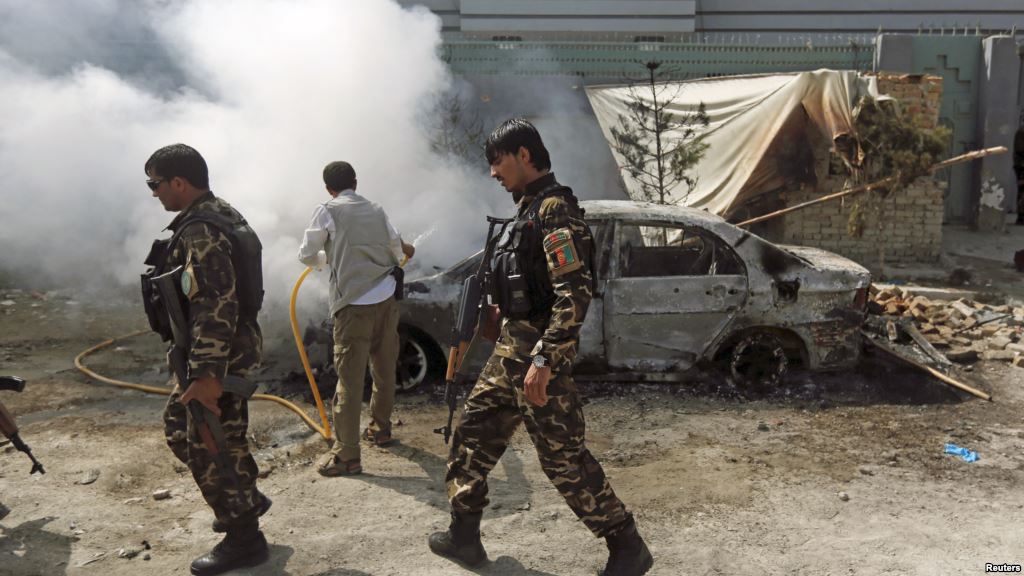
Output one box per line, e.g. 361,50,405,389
144,144,271,576
428,119,654,576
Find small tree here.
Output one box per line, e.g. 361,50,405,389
611,61,710,206
424,87,486,165
837,96,951,269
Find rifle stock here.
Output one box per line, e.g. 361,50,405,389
0,378,45,475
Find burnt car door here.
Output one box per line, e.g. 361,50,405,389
603,219,748,372
575,220,610,369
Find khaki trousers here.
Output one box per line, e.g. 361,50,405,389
330,296,399,461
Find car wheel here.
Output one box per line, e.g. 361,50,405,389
729,332,788,391
396,332,431,392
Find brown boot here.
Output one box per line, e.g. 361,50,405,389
427,511,487,567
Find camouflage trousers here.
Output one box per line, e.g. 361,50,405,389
446,354,631,538
163,376,261,527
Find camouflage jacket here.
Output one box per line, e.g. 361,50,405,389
164,192,262,380
493,173,594,372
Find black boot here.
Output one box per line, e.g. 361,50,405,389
427,511,487,567
190,520,269,576
211,492,272,533
601,518,653,576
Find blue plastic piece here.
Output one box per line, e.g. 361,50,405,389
944,443,979,463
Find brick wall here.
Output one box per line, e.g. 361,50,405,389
780,74,945,269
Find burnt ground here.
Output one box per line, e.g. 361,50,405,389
1,272,1022,576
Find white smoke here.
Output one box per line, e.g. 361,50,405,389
0,0,503,315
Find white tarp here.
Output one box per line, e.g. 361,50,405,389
585,69,883,217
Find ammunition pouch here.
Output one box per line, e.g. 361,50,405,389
491,198,559,321
492,250,531,319
142,238,175,341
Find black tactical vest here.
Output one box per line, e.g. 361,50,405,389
491,183,587,321
141,210,264,342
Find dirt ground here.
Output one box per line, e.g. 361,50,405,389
1,262,1023,576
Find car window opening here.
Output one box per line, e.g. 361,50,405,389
619,223,742,278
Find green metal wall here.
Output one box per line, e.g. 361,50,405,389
907,37,982,224
442,40,875,80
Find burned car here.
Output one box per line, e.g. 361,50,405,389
389,200,870,390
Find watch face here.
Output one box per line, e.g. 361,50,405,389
533,355,545,368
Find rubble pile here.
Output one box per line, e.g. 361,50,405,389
870,285,1024,367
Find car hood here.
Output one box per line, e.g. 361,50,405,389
404,271,463,304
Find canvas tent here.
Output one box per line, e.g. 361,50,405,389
585,69,885,217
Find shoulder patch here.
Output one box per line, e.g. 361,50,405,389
181,256,200,300
543,227,582,277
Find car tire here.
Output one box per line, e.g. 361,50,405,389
729,332,788,391
395,328,443,392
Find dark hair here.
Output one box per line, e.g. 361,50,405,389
484,118,551,171
144,143,209,189
323,161,357,192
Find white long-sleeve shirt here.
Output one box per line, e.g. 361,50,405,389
297,189,404,305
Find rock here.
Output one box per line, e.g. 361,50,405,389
838,492,850,502
0,300,14,307
949,336,972,347
1012,356,1024,368
757,422,770,432
76,469,100,485
515,502,531,511
1005,343,1024,355
117,547,141,560
981,325,1001,337
982,350,1016,362
152,489,171,501
945,348,978,363
122,497,144,505
987,337,1013,350
172,462,188,474
257,463,275,479
858,466,875,476
143,554,151,561
950,300,976,319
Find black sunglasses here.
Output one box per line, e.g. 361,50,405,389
146,178,166,191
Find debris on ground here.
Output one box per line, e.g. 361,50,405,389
76,469,101,485
151,489,171,501
944,443,979,462
869,285,1024,367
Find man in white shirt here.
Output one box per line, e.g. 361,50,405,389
298,161,414,476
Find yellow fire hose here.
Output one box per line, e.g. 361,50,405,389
288,266,330,436
76,257,409,440
74,267,335,439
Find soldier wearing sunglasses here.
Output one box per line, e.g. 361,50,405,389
143,144,271,576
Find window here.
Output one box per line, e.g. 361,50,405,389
617,222,742,278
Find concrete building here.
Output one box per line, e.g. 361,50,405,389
401,1,1024,231
400,1,1024,44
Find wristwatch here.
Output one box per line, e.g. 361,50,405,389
532,354,549,369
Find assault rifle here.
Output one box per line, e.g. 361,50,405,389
435,216,513,444
150,267,256,503
0,376,45,475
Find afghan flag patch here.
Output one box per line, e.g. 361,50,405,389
543,227,582,276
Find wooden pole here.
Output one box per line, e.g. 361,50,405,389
862,331,992,401
736,146,1008,228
